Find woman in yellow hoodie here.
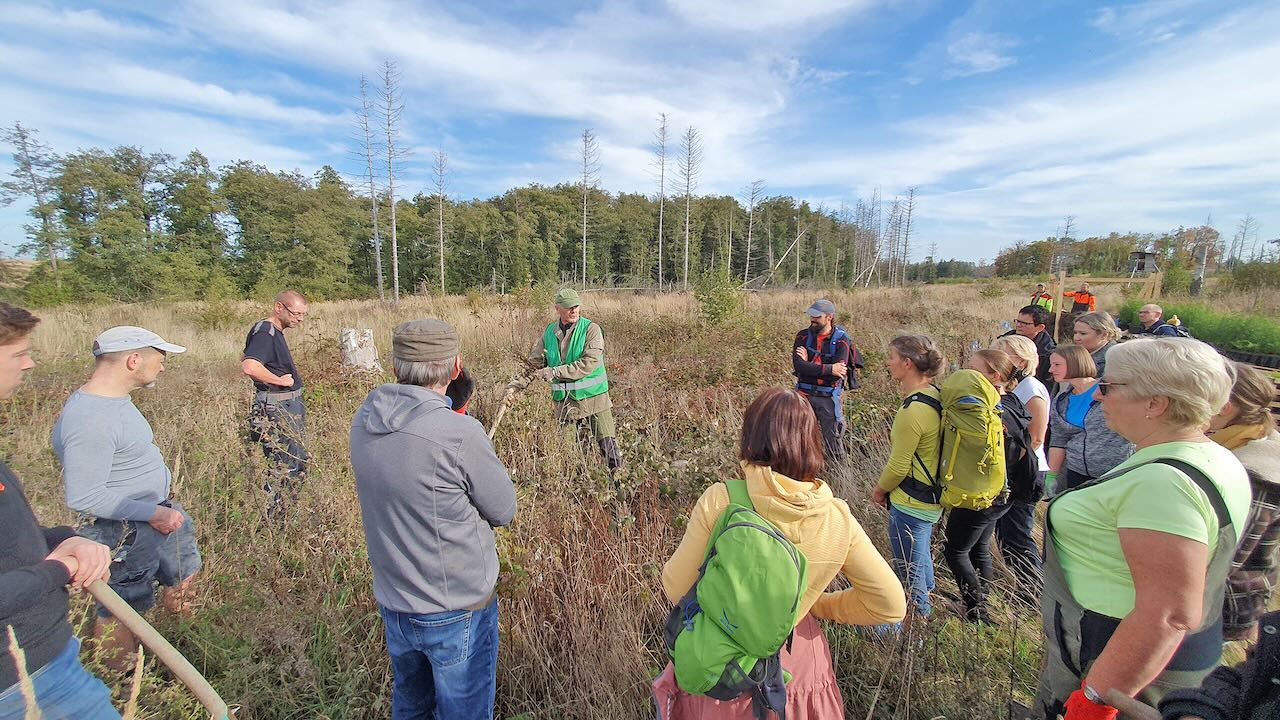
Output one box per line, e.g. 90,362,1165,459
654,388,906,719
870,334,946,618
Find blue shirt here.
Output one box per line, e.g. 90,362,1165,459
1064,382,1099,429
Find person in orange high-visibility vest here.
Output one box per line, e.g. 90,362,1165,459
1062,282,1096,313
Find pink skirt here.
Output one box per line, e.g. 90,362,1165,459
651,615,845,720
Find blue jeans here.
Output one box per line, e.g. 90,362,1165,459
0,638,120,720
78,501,202,617
888,504,937,616
380,598,499,720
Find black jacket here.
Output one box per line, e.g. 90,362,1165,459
1161,609,1280,720
0,461,76,690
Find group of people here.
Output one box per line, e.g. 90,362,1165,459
3,284,1279,720
1,287,622,720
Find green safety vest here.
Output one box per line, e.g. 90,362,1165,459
543,319,609,402
1031,292,1054,312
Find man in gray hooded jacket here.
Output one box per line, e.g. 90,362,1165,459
350,318,516,720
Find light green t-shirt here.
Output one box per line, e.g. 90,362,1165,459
1048,441,1251,619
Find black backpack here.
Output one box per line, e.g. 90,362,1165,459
998,392,1042,503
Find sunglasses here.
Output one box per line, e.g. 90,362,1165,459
1097,381,1127,396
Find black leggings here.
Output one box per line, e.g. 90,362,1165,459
943,503,1012,614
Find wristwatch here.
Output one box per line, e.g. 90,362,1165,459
1082,683,1106,705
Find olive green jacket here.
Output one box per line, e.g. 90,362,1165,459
508,320,613,421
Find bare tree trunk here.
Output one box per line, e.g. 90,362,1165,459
434,150,448,294
726,205,733,280
580,128,600,288
355,76,384,300
743,180,763,283
380,60,407,302
901,186,916,284
652,114,669,290
678,125,703,290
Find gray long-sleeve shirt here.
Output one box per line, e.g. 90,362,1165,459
1049,385,1134,479
51,390,171,521
351,384,517,615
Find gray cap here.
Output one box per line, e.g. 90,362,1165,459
92,326,187,357
806,299,836,317
393,318,460,363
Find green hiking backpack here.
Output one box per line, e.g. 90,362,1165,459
902,370,1007,510
664,477,809,719
937,369,1006,510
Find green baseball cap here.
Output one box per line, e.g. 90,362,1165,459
554,288,582,308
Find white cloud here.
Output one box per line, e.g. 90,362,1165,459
1090,0,1202,42
661,0,878,32
0,3,164,41
944,32,1017,77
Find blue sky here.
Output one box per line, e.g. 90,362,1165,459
2,0,1278,263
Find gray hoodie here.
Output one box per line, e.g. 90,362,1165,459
1049,385,1134,479
351,384,516,615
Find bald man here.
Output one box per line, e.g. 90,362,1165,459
1134,304,1185,337
242,290,311,514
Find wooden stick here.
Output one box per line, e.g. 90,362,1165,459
87,580,232,720
1105,689,1161,720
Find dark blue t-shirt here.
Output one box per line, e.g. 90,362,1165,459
242,320,301,392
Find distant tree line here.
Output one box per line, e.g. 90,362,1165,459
992,220,1279,295
0,119,948,305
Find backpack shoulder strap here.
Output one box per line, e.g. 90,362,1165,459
1148,459,1233,530
725,477,755,511
902,391,942,414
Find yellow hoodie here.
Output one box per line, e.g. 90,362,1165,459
661,462,907,626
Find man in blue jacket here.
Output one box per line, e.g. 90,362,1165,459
793,299,862,461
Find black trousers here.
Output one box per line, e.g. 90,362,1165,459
806,394,845,461
995,499,1043,603
943,503,1012,614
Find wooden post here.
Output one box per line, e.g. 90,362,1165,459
340,328,383,373
1052,269,1066,341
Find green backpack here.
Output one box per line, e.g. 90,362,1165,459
664,477,809,719
903,369,1007,510
937,369,1006,510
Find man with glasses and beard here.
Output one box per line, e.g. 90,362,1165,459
793,299,862,462
241,290,310,515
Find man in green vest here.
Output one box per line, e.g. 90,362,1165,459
505,288,622,472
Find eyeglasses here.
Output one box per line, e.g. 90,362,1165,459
1097,381,1127,396
282,304,307,319
1013,319,1036,327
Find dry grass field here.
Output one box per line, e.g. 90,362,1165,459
6,281,1148,719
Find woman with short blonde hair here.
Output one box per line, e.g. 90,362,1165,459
1035,338,1252,717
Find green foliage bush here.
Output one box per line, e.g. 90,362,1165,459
1118,299,1280,354
693,270,742,325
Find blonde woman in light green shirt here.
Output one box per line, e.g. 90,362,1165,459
1034,337,1252,718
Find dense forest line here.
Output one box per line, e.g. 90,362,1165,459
5,119,1275,306
2,122,969,306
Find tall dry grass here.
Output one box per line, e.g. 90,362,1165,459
4,282,1133,718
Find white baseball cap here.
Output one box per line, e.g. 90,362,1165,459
91,326,187,357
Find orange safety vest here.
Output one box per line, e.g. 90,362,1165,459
1063,291,1096,312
